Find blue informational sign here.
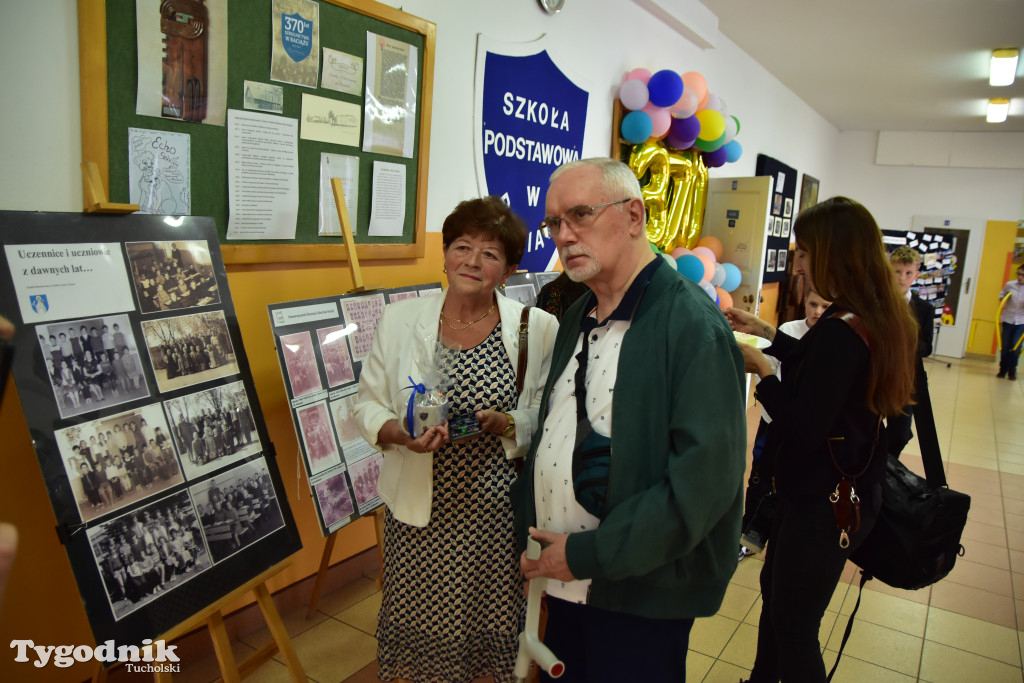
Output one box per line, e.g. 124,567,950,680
479,50,589,272
281,12,313,63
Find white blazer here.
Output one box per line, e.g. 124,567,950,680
354,289,559,527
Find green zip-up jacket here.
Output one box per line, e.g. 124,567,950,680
511,261,747,619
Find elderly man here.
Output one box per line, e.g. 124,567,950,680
511,157,747,681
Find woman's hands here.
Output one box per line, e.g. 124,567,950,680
724,307,776,342
377,418,449,453
476,409,512,436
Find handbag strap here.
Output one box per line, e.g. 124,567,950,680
827,570,870,681
827,311,881,480
836,311,949,488
516,306,531,396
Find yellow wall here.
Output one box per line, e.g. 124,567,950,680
967,220,1018,356
0,234,448,683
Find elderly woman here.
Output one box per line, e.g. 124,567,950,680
356,196,559,683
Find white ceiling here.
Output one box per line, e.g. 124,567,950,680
699,0,1024,133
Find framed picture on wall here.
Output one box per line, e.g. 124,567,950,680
799,174,820,213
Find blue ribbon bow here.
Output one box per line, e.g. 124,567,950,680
404,376,426,437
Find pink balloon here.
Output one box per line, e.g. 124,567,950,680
670,247,692,258
696,254,715,282
627,68,652,85
716,288,733,310
642,102,671,138
692,246,717,263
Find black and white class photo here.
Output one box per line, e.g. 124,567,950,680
141,310,239,393
55,403,184,523
162,380,262,480
189,459,285,564
86,490,212,621
36,313,150,419
127,240,220,314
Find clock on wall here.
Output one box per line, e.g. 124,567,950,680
538,0,565,14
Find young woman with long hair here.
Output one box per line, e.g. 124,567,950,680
726,196,917,681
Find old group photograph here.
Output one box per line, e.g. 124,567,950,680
127,240,221,314
189,459,285,564
36,313,150,419
162,380,262,480
86,490,212,621
55,403,184,523
141,310,239,393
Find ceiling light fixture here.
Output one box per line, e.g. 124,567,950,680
987,98,1010,123
990,48,1019,86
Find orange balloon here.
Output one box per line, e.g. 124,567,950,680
697,235,724,261
682,71,709,111
716,288,733,310
696,254,715,282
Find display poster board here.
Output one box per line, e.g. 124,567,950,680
0,211,302,646
502,271,559,308
883,228,961,325
79,0,436,264
755,154,798,285
267,282,441,535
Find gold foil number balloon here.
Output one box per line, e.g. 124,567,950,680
629,140,708,251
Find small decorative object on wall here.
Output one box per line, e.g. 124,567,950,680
799,174,820,214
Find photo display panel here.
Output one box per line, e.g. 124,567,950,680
0,212,302,646
268,282,440,535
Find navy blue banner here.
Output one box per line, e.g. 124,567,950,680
479,50,589,272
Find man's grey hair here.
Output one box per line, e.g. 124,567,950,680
550,157,642,202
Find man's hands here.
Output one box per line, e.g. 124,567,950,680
520,527,576,583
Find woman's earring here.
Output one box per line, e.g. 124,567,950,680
443,266,447,275
498,282,506,291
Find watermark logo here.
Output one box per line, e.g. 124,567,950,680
10,639,180,672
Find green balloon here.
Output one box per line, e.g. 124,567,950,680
694,131,726,153
732,115,741,135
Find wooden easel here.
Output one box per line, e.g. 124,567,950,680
305,505,386,619
81,161,139,213
304,179,387,618
92,562,305,683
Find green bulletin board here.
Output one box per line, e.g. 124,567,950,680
78,0,435,264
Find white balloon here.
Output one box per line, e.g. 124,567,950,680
670,89,700,119
698,280,717,301
704,93,723,113
711,263,727,287
619,79,649,111
723,113,739,143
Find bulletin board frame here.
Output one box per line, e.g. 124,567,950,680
77,0,436,265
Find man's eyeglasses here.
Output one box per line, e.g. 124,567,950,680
539,198,631,238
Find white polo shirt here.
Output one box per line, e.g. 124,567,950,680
533,257,662,603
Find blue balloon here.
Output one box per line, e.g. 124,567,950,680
621,110,653,144
676,254,705,283
647,70,684,108
721,262,742,292
724,139,743,163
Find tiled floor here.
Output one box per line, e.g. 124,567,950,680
166,356,1024,682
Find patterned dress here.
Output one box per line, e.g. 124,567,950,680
377,324,525,683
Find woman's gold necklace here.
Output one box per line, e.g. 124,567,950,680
440,302,495,332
